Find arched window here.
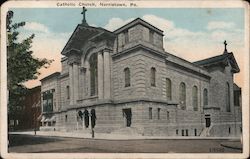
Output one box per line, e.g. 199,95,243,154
192,86,198,111
166,78,172,100
226,82,231,112
124,68,130,87
203,88,208,106
66,86,70,99
179,82,186,110
151,67,156,86
89,54,98,96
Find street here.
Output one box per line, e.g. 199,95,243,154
8,134,242,153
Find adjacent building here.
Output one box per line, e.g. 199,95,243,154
40,10,242,137
8,86,41,131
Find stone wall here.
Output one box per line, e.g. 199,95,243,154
112,49,210,112
59,76,70,111
209,64,234,112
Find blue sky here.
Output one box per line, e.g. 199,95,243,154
10,8,246,88
12,8,244,33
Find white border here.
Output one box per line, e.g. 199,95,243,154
0,1,249,159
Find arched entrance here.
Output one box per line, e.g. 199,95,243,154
90,109,96,128
83,109,89,128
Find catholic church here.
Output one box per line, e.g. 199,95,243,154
40,8,242,137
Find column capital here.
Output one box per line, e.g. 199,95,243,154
102,48,112,53
67,54,81,65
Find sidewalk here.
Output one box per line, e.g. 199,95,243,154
9,131,241,140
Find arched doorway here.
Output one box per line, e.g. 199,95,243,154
77,110,83,129
91,109,96,128
83,109,89,128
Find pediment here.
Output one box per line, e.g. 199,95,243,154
194,52,240,73
61,25,104,56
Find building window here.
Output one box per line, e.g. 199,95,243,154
42,90,53,113
194,129,197,136
149,107,152,119
149,30,154,43
124,30,129,44
186,129,188,136
65,115,67,122
124,68,130,87
203,88,208,106
157,108,161,120
176,129,178,135
166,78,172,100
234,90,240,106
226,82,231,112
167,111,170,121
151,67,156,87
89,53,98,96
66,86,70,99
229,127,231,134
192,86,198,111
179,82,186,110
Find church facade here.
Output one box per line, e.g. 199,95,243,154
40,11,242,137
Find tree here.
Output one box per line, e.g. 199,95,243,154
6,11,53,129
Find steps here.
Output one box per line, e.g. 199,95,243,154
112,127,142,135
200,125,213,137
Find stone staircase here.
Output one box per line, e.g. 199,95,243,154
200,125,213,137
111,127,142,136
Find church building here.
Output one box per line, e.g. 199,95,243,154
40,8,242,137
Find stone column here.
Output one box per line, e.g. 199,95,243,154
97,52,104,99
103,50,111,99
73,63,79,104
69,64,74,105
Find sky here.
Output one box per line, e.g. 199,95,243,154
11,8,246,88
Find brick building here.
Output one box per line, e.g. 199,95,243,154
40,11,242,137
8,86,41,131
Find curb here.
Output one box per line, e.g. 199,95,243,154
220,143,242,150
9,131,241,140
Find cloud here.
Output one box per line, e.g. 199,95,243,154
21,23,72,88
143,14,174,30
104,18,135,31
24,15,245,88
23,22,49,33
207,21,235,30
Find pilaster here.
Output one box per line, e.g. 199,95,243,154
97,52,104,99
103,50,111,99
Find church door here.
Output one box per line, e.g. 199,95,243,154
83,109,89,128
123,109,132,127
205,117,211,127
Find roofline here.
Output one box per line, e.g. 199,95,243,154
61,24,105,55
113,18,164,35
193,52,240,73
40,72,60,82
193,53,227,65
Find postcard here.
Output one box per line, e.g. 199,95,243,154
0,0,249,159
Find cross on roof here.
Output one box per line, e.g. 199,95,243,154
81,7,88,25
224,40,228,54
